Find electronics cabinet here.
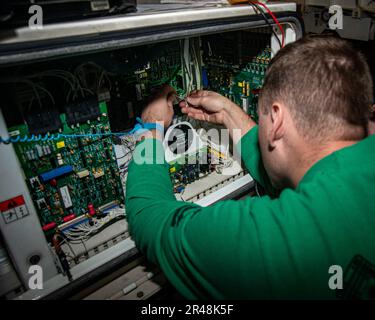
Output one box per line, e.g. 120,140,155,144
0,3,302,299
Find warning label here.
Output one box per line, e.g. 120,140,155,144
0,195,29,224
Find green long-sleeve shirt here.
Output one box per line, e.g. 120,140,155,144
125,126,375,299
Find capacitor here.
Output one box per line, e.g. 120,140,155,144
88,204,95,216
50,179,57,187
42,145,48,155
57,153,64,166
63,214,76,223
42,222,56,231
242,97,249,113
28,149,35,160
36,144,43,158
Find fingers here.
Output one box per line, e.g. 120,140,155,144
186,90,208,107
180,105,205,116
186,112,207,122
186,111,220,124
179,100,188,108
177,90,208,108
180,105,220,123
188,90,207,98
178,95,205,109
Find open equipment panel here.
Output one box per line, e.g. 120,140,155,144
0,3,301,299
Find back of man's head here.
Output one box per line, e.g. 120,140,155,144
259,35,374,142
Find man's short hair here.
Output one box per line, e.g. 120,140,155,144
259,35,374,141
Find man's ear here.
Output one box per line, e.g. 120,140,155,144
269,102,285,147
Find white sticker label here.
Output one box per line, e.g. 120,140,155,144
0,195,29,224
60,186,73,209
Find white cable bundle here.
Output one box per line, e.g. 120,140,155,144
62,207,125,244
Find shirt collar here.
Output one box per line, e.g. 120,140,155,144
298,134,375,187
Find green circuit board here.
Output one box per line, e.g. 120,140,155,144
168,148,213,193
8,102,124,235
205,47,271,122
119,42,186,100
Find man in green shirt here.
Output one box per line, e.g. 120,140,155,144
125,36,375,299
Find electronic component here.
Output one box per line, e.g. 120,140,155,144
65,98,101,126
59,186,73,209
77,169,90,178
8,102,124,239
39,165,73,183
25,109,62,135
204,46,271,122
169,149,213,193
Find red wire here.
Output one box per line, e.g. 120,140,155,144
251,1,285,48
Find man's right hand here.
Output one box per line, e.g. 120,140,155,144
179,90,256,144
179,90,230,125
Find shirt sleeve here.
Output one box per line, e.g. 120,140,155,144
125,137,335,299
238,126,278,197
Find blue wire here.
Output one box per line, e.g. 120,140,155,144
11,135,20,143
27,134,34,142
0,118,160,144
48,134,57,141
1,130,133,144
0,137,10,144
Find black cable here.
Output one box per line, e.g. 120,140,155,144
249,2,282,49
116,152,130,160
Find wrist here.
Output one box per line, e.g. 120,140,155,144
222,100,255,144
222,99,243,127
